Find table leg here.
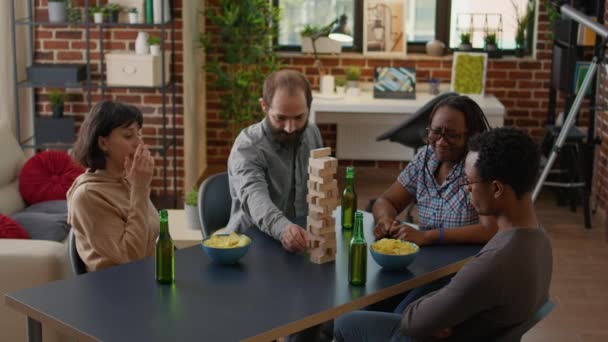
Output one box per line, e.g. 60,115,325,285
27,316,42,342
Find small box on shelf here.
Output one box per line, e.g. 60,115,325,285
26,64,87,85
105,51,171,87
34,117,75,147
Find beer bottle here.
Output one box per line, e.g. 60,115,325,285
348,211,367,286
156,209,174,284
341,166,357,230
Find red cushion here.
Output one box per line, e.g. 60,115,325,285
19,151,85,205
0,214,29,239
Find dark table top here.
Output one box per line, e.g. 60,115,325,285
6,211,482,342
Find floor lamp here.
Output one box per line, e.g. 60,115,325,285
532,4,608,202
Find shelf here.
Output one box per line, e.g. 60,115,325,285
17,79,176,90
15,17,173,28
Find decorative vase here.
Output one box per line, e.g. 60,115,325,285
320,75,335,95
93,12,104,24
458,43,472,51
48,2,67,23
425,39,445,56
135,32,149,55
150,44,161,56
52,105,64,119
184,204,201,231
128,12,138,24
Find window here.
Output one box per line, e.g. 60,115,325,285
276,0,534,54
449,0,532,50
276,0,358,50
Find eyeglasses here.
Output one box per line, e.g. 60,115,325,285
426,127,467,143
458,178,483,187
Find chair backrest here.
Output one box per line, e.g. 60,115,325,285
493,300,555,342
376,92,459,150
197,172,231,238
68,229,87,275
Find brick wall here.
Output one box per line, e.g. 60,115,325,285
205,3,579,171
33,0,184,199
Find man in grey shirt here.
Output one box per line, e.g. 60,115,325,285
334,127,553,341
226,69,323,253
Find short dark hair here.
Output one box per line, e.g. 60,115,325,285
468,127,540,199
429,95,491,139
263,69,313,110
71,100,143,170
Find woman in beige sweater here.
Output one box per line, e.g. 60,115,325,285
68,101,159,272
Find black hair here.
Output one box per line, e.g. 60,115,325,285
72,100,143,170
468,127,540,199
428,95,491,141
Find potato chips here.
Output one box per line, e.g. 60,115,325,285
203,233,251,248
372,238,418,255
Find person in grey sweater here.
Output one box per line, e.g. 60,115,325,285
334,127,553,341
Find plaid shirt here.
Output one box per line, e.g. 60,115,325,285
398,146,478,230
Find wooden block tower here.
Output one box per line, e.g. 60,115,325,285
307,147,339,264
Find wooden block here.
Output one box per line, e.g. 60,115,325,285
309,174,334,184
308,188,337,200
315,196,339,207
310,147,331,159
308,210,333,221
308,179,338,193
307,215,336,229
308,224,335,235
308,165,337,177
310,252,335,264
309,203,331,214
308,157,338,170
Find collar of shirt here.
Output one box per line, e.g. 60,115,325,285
424,146,465,191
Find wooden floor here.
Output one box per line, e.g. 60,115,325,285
348,166,608,342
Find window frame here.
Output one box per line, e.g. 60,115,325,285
274,0,534,56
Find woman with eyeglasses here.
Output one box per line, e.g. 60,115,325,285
371,95,497,313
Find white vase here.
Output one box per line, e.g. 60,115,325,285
135,32,149,55
128,12,138,24
93,12,103,24
150,45,161,56
48,2,66,23
425,39,445,56
319,75,335,95
184,205,201,232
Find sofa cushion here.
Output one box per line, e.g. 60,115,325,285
10,200,70,242
0,214,30,239
19,151,84,205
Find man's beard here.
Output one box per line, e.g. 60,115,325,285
266,119,308,145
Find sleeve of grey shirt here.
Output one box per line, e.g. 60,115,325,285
229,146,292,241
400,249,504,337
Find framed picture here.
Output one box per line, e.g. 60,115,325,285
573,62,592,96
373,67,416,99
363,0,407,57
450,52,488,95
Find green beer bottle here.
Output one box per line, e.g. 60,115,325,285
341,166,357,230
156,209,174,284
348,211,367,286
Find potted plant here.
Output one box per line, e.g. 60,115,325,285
335,76,346,96
201,0,282,141
48,0,67,23
484,32,501,58
148,36,161,56
512,0,534,57
128,7,139,24
90,5,105,24
66,0,82,24
184,187,201,231
345,66,361,89
458,32,472,51
48,89,66,118
300,23,342,55
105,3,122,24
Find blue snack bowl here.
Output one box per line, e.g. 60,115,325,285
369,241,419,271
201,234,251,265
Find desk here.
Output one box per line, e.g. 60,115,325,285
6,209,481,342
310,92,505,160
